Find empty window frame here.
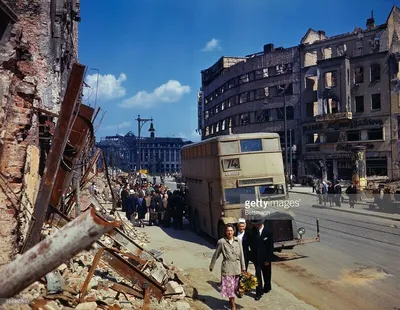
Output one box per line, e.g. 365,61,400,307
239,73,249,84
304,51,318,67
367,128,383,140
277,106,294,120
354,67,364,84
254,87,269,100
347,130,361,141
371,64,380,82
255,68,269,79
255,109,269,123
355,96,364,112
239,92,249,104
325,71,338,88
306,102,318,118
371,93,381,110
240,113,250,125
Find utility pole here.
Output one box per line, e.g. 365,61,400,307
284,93,288,180
136,115,155,185
290,129,293,178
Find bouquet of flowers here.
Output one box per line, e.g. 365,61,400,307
238,272,258,294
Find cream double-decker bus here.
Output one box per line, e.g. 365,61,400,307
181,133,289,239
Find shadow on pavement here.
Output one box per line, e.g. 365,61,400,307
196,294,244,310
361,207,400,215
272,253,309,262
159,221,216,250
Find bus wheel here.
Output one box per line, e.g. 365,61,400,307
218,221,225,240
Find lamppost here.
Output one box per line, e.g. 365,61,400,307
136,115,155,185
277,85,290,181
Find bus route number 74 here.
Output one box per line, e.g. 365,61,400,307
224,158,240,170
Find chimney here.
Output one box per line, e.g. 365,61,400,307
263,43,274,54
318,30,326,38
366,10,375,30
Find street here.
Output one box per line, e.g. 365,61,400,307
274,192,400,310
154,179,400,310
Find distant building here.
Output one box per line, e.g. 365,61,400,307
96,132,193,174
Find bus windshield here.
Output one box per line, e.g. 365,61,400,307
224,186,256,204
259,185,285,197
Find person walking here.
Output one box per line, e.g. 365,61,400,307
346,183,357,208
209,224,245,310
125,190,136,226
135,190,147,228
235,218,252,272
334,180,342,207
249,219,274,301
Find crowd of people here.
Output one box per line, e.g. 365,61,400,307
312,179,358,208
116,176,187,230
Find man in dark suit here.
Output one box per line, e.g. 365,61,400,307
250,218,274,301
235,218,252,271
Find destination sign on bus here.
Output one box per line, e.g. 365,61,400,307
222,158,240,171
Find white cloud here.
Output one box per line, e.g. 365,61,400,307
191,130,201,141
120,80,191,108
201,38,221,52
83,73,127,101
104,121,132,130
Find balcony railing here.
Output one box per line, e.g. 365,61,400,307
315,112,352,122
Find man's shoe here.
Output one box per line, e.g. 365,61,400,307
255,295,261,301
263,289,271,293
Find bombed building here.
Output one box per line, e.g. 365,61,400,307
0,0,81,265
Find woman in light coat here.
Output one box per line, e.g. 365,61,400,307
209,224,245,310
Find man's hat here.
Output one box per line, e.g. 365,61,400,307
238,218,246,224
250,218,264,225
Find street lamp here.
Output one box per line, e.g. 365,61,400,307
277,85,290,181
136,115,155,185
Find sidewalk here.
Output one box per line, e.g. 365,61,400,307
289,186,400,221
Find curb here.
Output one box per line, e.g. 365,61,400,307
289,190,371,206
310,204,400,221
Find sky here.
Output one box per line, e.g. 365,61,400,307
78,0,397,142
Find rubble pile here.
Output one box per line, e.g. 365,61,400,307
3,186,197,310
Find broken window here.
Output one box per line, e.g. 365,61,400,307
276,106,294,120
369,33,381,53
240,113,250,126
323,47,332,59
354,67,364,84
304,51,318,67
215,104,219,114
347,130,361,141
221,101,225,111
354,40,363,57
204,110,209,119
371,64,380,82
305,76,318,91
367,128,383,140
355,96,364,112
336,44,347,56
239,92,249,104
276,63,293,75
330,98,339,113
371,93,381,110
228,79,235,89
325,132,339,143
306,133,320,144
221,119,226,131
228,117,235,128
239,74,249,84
325,71,337,88
228,96,236,107
306,102,318,118
216,122,220,132
255,68,269,79
255,110,269,123
254,88,268,100
220,85,225,94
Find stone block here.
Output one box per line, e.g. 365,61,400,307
165,281,184,295
75,302,98,310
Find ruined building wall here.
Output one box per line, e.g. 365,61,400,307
0,0,80,266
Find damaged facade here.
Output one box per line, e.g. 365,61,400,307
197,6,400,181
198,46,301,175
301,8,400,180
0,0,80,266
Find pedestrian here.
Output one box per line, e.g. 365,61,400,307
172,191,184,230
209,224,245,310
327,181,335,207
322,181,328,206
249,219,274,301
135,190,147,228
161,193,168,227
125,190,136,226
346,183,357,208
235,218,252,272
334,180,342,207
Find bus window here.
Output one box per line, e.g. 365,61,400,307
263,138,280,152
259,185,284,196
224,187,256,204
240,139,262,152
220,141,239,155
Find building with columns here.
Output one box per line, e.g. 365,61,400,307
96,132,192,174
